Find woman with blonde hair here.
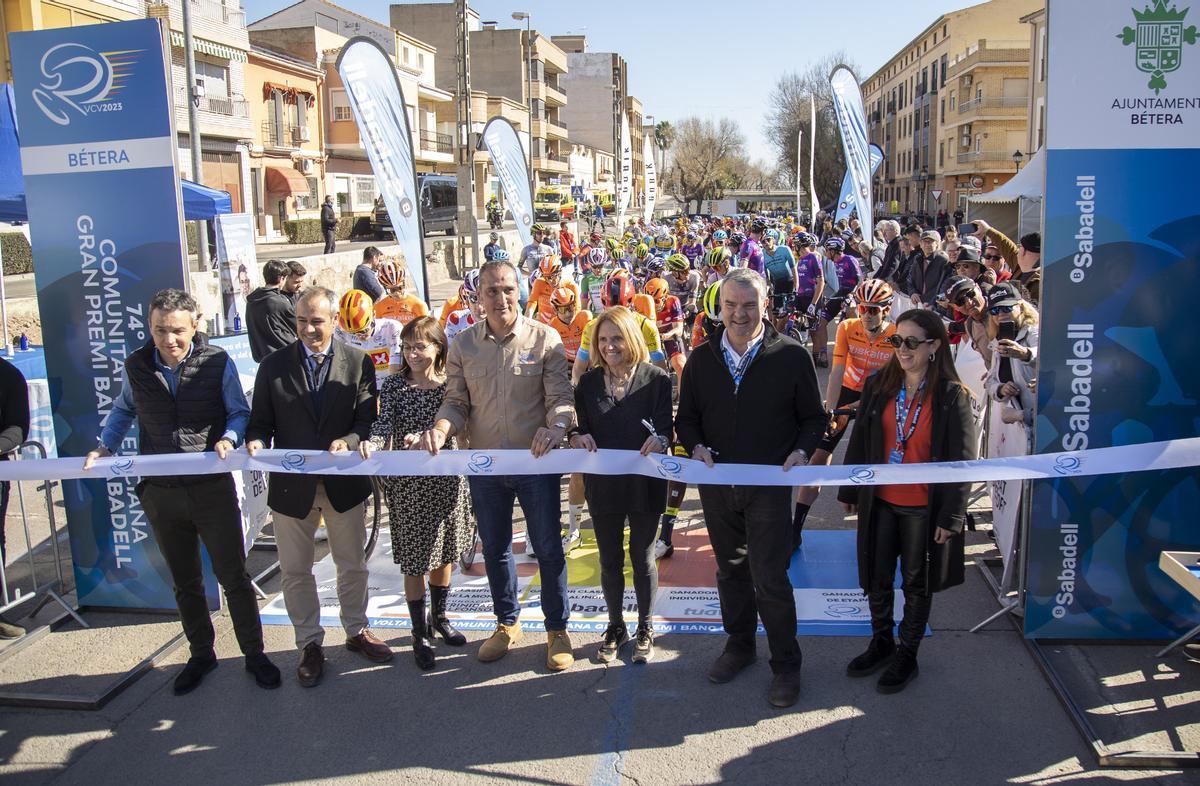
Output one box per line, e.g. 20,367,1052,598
569,307,672,665
984,283,1039,428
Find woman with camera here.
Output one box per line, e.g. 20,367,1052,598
984,282,1039,430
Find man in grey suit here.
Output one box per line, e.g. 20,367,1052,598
246,286,391,687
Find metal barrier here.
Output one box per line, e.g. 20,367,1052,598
0,440,86,632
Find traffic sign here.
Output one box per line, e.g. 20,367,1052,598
931,189,943,203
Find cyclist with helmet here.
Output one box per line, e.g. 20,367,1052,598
791,231,826,322
681,232,705,267
334,289,405,382
792,279,897,549
726,231,745,262
812,236,864,368
439,269,480,329
517,223,556,308
705,247,733,287
579,247,611,314
645,277,686,380
572,276,666,386
373,258,430,326
761,228,798,326
710,228,729,251
526,255,580,324
443,282,483,346
642,254,667,286
548,285,594,553
740,221,767,275
653,233,676,258
484,231,502,262
666,253,702,324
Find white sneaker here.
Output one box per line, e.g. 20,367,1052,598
562,529,581,553
653,539,674,560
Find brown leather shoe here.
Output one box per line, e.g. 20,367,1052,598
345,629,394,663
297,642,324,688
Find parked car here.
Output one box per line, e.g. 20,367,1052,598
371,175,459,238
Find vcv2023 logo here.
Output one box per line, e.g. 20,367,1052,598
31,42,140,126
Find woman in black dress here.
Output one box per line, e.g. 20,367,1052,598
570,307,672,664
838,309,977,693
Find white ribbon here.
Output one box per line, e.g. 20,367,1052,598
2,438,1199,487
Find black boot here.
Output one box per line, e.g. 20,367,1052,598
407,598,436,671
876,645,919,693
429,584,466,646
847,591,895,677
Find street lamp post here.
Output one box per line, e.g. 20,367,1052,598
512,11,533,180
918,165,929,219
1013,149,1024,171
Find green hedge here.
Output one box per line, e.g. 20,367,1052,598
282,216,373,245
1,233,32,275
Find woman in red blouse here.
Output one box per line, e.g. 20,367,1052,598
838,309,977,694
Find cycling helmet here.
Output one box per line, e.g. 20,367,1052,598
604,237,623,258
634,243,650,260
685,231,698,242
701,282,722,321
853,279,895,307
585,247,607,270
377,259,403,289
712,229,728,242
608,267,632,281
589,231,603,244
531,222,547,234
492,248,510,262
666,253,689,273
644,277,670,304
706,247,731,268
489,231,499,241
750,219,767,235
795,231,818,248
602,276,636,308
462,269,481,297
538,254,562,278
549,286,577,310
654,234,675,251
764,229,781,243
338,289,373,333
824,236,846,251
644,256,666,278
728,232,745,248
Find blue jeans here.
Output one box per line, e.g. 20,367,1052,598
467,474,568,630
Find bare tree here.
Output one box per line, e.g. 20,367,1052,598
661,117,746,208
763,51,859,211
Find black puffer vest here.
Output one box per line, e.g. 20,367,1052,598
124,333,229,479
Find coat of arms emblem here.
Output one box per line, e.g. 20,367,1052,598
1118,0,1198,94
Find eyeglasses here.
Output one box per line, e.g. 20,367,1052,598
858,304,885,315
983,254,1002,261
403,343,433,354
953,293,977,308
989,304,1018,315
884,335,936,350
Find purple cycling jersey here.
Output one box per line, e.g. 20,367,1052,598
739,238,765,274
831,253,863,292
795,252,825,296
681,242,705,265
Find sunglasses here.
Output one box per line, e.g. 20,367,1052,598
885,335,935,350
953,293,977,308
983,254,1002,261
858,304,886,315
989,303,1018,315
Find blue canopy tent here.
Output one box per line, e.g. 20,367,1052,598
0,84,232,223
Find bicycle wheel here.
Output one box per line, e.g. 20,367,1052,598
459,524,480,570
364,477,383,560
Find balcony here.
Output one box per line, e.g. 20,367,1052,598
533,118,568,141
261,120,312,148
533,153,569,174
190,0,244,26
956,151,1015,164
542,81,567,106
174,86,250,118
419,130,453,155
958,95,1027,115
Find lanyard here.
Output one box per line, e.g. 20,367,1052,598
894,379,927,455
721,339,761,391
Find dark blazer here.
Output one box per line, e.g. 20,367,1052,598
909,250,951,306
838,375,977,593
574,363,672,514
246,340,377,518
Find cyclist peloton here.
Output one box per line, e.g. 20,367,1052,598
811,236,863,368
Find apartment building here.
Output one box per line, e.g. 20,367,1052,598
0,0,143,80
1023,8,1048,156
245,44,324,238
249,0,454,220
568,142,615,200
624,95,645,210
862,0,1040,217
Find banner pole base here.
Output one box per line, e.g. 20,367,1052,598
1154,621,1200,659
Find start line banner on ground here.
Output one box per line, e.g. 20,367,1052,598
1028,0,1200,639
3,437,1199,485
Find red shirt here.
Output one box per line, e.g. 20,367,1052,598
878,388,934,508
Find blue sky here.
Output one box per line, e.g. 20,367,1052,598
242,0,971,163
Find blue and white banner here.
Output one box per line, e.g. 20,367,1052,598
617,112,632,227
8,436,1200,486
643,132,657,224
829,65,873,241
9,19,192,610
480,117,534,250
1026,0,1200,639
337,37,426,302
808,95,820,222
214,213,258,334
835,144,883,223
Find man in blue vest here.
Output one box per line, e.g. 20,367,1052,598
84,288,279,696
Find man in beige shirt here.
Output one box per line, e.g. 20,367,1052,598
417,260,577,671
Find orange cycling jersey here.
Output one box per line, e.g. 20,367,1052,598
631,292,656,322
833,318,897,392
437,294,462,328
374,294,429,326
548,310,592,363
526,278,580,324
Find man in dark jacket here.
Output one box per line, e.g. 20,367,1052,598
352,246,385,303
0,356,28,639
675,269,827,709
908,230,951,310
320,195,337,254
245,259,297,362
83,289,279,695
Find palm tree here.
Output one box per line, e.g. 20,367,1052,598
653,120,675,171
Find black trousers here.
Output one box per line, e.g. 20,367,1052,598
138,474,264,658
322,228,336,254
867,501,933,652
591,511,659,626
698,485,801,673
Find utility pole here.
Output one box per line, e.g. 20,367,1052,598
454,0,479,270
181,0,208,272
